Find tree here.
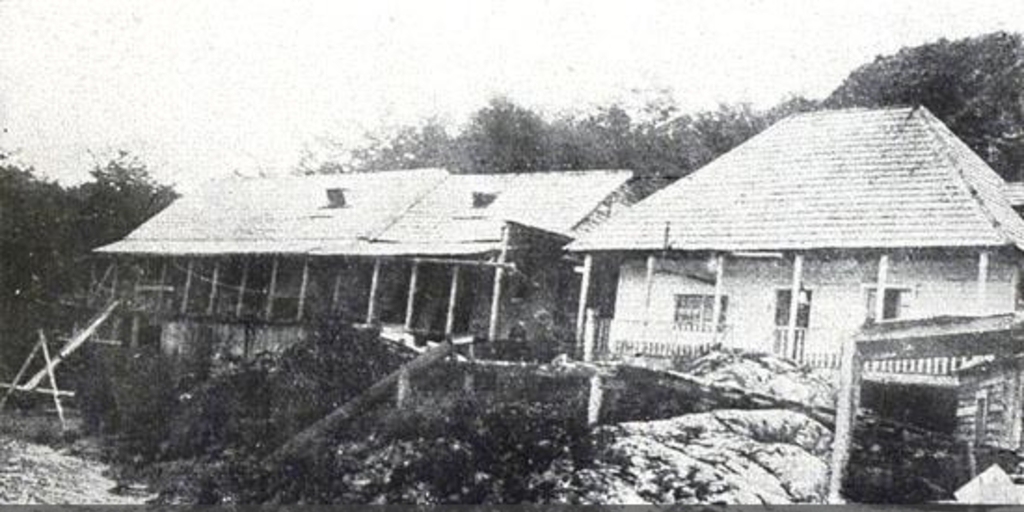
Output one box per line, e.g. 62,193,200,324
827,31,1024,180
457,97,554,174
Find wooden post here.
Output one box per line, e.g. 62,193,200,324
87,261,97,306
330,267,343,313
874,254,889,322
236,257,250,318
1011,362,1024,449
109,262,119,301
586,374,604,427
404,261,420,332
583,307,597,362
641,254,656,341
445,265,461,339
206,259,220,316
38,331,66,432
265,256,279,321
828,336,863,503
129,314,141,349
0,340,41,412
366,258,382,324
786,254,804,360
296,257,310,321
180,259,194,315
711,253,726,337
978,250,990,314
396,368,410,407
576,254,594,348
158,259,169,311
488,224,510,342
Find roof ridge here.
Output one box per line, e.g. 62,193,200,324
913,107,1014,247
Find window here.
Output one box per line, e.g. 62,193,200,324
775,289,812,327
865,287,910,321
472,191,498,208
673,294,727,332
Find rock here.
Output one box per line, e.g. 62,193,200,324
550,409,832,504
677,351,836,408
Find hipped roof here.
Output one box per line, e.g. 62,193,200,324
95,168,633,257
570,106,1024,253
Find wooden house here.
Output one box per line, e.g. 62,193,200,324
570,106,1024,381
91,168,636,359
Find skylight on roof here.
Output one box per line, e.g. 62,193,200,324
325,188,348,208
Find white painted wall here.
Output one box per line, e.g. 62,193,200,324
611,250,1018,357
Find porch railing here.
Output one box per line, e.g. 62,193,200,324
595,318,727,360
597,319,976,377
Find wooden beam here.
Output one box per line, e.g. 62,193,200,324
583,307,597,362
367,258,382,324
129,314,140,349
445,265,461,339
22,300,120,390
576,254,594,347
235,257,250,318
875,254,889,322
404,261,420,331
786,254,804,361
711,253,726,336
0,339,41,411
642,253,656,340
266,341,454,465
828,336,863,503
296,257,310,321
38,331,67,431
206,259,220,316
265,256,279,321
410,256,516,270
488,224,511,342
180,259,194,315
978,250,990,314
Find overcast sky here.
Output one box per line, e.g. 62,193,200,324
2,0,1023,190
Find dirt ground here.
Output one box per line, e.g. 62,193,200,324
0,435,151,504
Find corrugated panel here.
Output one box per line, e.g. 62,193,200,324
569,107,1024,252
1004,182,1024,207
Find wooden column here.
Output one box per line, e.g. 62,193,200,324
158,260,169,311
487,224,510,342
875,254,889,322
264,256,279,321
296,257,310,321
206,259,220,316
785,254,804,360
977,250,990,314
711,253,726,337
828,335,863,503
583,308,597,362
330,269,343,313
1010,362,1024,449
641,254,656,340
366,258,382,324
180,259,194,315
586,374,604,426
129,315,141,349
445,265,461,340
235,257,250,318
404,261,420,332
576,254,594,348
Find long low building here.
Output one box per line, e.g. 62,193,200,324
91,168,638,359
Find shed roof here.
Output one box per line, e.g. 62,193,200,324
96,168,634,257
570,106,1024,252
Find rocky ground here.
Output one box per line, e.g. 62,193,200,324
548,408,832,504
0,436,150,504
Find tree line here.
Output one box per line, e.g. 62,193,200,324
2,31,1023,373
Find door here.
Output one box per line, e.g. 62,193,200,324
774,288,812,360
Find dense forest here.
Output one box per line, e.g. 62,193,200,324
3,31,1024,370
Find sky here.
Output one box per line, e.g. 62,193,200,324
2,0,1024,191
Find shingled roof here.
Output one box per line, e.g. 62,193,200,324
569,106,1024,253
96,168,634,257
